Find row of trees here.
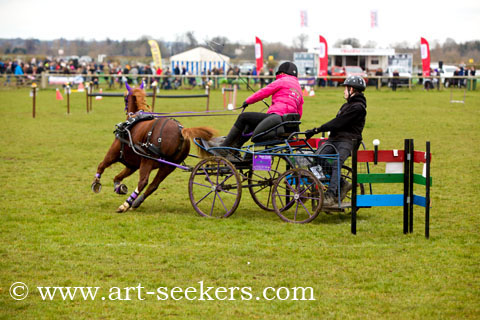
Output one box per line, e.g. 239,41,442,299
1,33,479,65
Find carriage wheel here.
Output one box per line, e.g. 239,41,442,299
247,156,293,211
188,156,242,218
339,165,365,214
272,168,323,224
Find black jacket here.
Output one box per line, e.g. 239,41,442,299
318,93,367,142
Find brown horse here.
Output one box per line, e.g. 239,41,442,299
92,83,216,213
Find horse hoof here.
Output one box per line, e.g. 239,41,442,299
91,181,102,193
132,194,145,209
114,183,128,195
116,202,130,213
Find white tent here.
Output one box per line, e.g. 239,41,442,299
169,47,230,75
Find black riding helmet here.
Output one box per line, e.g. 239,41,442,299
276,62,298,77
341,75,366,91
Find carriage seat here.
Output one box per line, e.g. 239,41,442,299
251,113,301,143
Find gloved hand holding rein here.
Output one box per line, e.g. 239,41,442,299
304,127,320,140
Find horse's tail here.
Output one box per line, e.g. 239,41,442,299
182,127,218,158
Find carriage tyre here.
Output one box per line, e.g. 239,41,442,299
188,156,242,218
322,165,366,214
340,165,365,215
247,156,293,212
272,168,323,224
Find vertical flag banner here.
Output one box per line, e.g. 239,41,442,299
370,10,378,28
255,37,264,73
300,10,308,28
420,37,431,77
148,40,162,70
318,35,328,77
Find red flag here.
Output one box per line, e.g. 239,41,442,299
318,36,328,77
420,37,431,77
255,37,264,73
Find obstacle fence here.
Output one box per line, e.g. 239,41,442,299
351,139,432,238
30,83,37,118
450,86,467,104
85,82,211,113
221,85,238,110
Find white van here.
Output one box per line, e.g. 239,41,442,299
384,66,412,87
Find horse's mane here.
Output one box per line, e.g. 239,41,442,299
132,88,151,112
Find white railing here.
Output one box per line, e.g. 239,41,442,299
0,73,478,91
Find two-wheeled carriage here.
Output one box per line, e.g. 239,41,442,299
187,116,365,223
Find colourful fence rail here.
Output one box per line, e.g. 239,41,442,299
351,139,432,238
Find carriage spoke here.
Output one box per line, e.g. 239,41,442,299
294,201,300,221
220,189,239,196
201,167,215,187
210,191,217,216
218,173,234,187
299,199,313,218
192,181,213,189
214,191,229,213
275,193,296,211
195,190,214,206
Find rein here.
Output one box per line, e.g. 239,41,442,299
131,109,240,118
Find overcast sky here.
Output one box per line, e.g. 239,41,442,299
1,0,479,49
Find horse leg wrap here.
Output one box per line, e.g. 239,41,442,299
126,189,139,206
132,194,145,209
95,173,101,179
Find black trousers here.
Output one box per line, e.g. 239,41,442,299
233,112,273,135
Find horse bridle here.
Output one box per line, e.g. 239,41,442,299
124,81,145,115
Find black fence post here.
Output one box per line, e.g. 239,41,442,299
403,139,410,234
425,141,431,239
409,139,414,233
351,139,358,235
85,83,89,113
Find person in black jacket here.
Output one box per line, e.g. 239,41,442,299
305,75,367,207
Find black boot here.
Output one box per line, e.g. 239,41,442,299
221,126,243,147
219,126,249,161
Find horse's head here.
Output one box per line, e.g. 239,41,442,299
124,81,151,117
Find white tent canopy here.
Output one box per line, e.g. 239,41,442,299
169,47,230,75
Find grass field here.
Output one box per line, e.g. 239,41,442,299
1,85,479,319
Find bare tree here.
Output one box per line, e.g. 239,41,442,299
208,36,229,54
363,40,377,48
185,31,198,49
293,34,309,50
334,38,361,47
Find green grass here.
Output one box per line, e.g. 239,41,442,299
0,86,479,319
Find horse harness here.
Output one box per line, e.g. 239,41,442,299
114,114,184,166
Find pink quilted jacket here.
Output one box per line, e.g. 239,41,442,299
245,74,303,117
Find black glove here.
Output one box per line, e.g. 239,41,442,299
304,127,319,140
241,101,248,110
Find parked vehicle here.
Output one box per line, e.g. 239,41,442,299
439,65,457,87
331,66,345,83
239,63,255,75
344,66,368,84
384,66,412,87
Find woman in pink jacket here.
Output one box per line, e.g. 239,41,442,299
220,62,303,149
